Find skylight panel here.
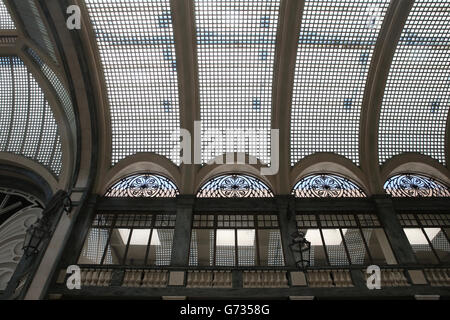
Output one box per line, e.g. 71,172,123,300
85,0,181,165
195,0,281,164
0,57,63,175
0,1,15,29
379,0,450,165
291,0,390,166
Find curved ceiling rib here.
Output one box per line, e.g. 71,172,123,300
290,0,390,166
10,0,58,64
85,0,181,166
0,56,63,175
195,0,281,165
379,0,450,166
0,0,15,29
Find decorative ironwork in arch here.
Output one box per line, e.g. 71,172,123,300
384,174,450,198
105,174,179,198
292,174,366,198
197,174,274,198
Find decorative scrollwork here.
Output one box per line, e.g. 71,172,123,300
292,174,366,198
105,174,179,198
384,174,450,197
197,174,274,198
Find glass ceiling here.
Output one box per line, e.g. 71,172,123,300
195,0,280,164
379,0,450,165
0,0,15,29
0,56,63,175
290,0,390,166
85,0,181,165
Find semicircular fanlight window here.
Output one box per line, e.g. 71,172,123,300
292,174,366,198
105,174,179,198
384,174,450,198
197,174,274,198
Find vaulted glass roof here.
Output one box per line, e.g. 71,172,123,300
379,0,450,165
85,0,181,165
0,0,15,29
290,0,390,166
195,0,280,164
0,57,63,175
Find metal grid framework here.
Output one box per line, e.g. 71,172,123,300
384,174,450,198
189,213,285,267
292,174,367,198
197,174,274,198
79,213,176,266
290,0,390,166
398,213,450,265
12,0,57,63
379,0,450,165
0,56,63,175
104,174,179,198
85,0,181,165
195,0,280,164
296,213,390,266
0,0,15,29
27,48,76,135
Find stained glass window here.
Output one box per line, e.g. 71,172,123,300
85,0,181,165
195,0,281,164
292,174,366,198
379,0,450,165
291,0,390,166
197,174,274,198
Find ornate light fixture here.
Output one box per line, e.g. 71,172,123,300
289,231,311,269
22,218,51,257
22,190,72,256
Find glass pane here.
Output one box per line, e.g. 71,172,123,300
237,229,256,266
124,229,151,265
322,229,349,266
404,228,438,264
425,228,450,263
342,229,370,265
189,229,215,266
195,0,281,164
105,228,130,265
147,229,174,266
216,229,236,266
302,228,327,266
78,228,109,264
258,229,284,266
363,228,396,265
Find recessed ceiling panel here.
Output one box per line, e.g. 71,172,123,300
291,0,390,166
379,0,450,165
85,0,181,165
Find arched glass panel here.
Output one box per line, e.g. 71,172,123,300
384,174,450,198
292,174,366,198
379,0,450,165
197,174,274,198
291,0,390,166
0,56,63,175
85,0,181,165
0,1,15,29
105,174,179,198
195,0,281,164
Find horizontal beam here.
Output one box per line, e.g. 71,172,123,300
50,285,450,299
